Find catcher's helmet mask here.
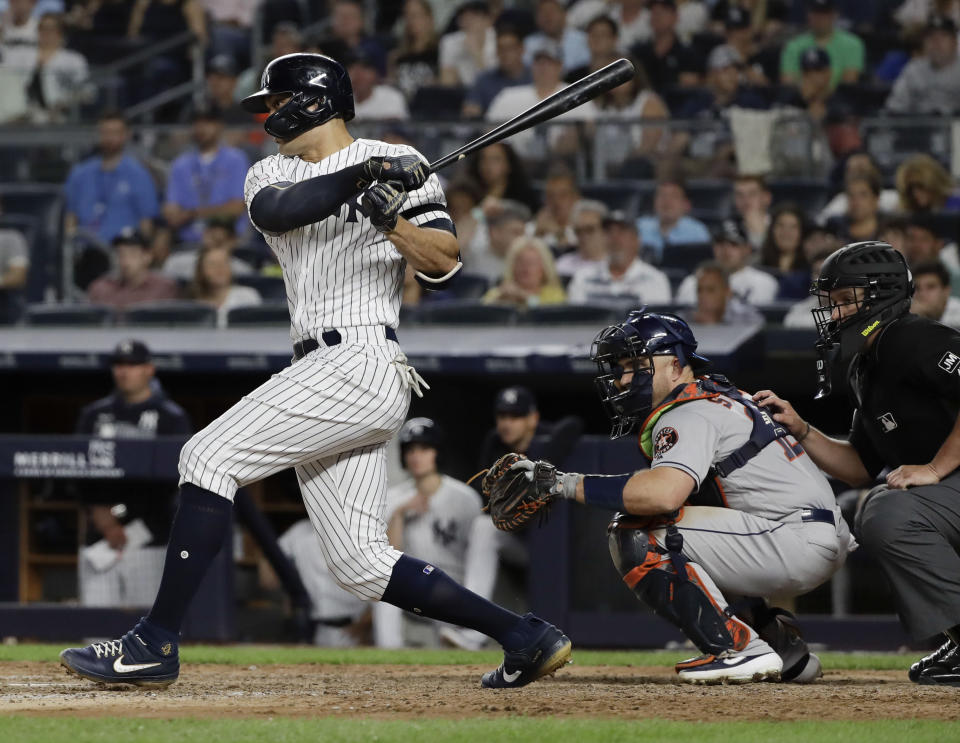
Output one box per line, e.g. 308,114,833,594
591,309,710,439
241,53,355,141
809,241,913,398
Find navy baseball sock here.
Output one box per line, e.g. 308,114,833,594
146,483,232,635
381,555,531,650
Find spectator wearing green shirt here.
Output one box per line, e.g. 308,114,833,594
780,0,864,88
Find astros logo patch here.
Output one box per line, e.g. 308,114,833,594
654,427,679,458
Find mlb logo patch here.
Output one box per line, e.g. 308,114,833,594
878,413,897,433
939,351,960,374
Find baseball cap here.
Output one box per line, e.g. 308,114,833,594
603,209,636,230
724,6,751,29
713,219,748,245
494,386,537,416
191,104,223,123
111,339,151,365
532,40,563,63
111,226,148,249
648,0,676,9
927,14,958,34
708,44,743,71
800,46,831,71
807,0,835,11
207,54,237,77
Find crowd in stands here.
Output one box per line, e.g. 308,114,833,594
2,1,960,329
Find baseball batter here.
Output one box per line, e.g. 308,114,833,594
60,53,571,690
488,310,855,684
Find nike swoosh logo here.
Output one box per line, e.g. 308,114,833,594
502,668,522,683
113,655,162,673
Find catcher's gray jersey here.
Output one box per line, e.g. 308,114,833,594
642,389,855,622
650,393,836,521
243,140,447,341
385,476,482,584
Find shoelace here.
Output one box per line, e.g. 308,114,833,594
392,352,430,398
91,639,124,658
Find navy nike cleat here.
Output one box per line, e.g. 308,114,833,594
481,614,572,689
909,640,956,683
60,619,179,688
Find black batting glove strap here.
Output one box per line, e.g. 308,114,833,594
362,155,429,192
361,181,407,233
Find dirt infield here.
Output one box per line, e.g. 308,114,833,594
0,661,957,721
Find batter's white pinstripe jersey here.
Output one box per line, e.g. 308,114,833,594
243,140,449,340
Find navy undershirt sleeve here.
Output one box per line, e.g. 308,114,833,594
249,162,368,233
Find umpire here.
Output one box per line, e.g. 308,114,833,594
756,241,960,686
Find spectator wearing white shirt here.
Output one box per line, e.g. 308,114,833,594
467,199,531,285
911,260,960,329
524,0,590,73
567,210,671,305
202,0,257,67
439,1,495,87
0,0,39,69
348,53,409,120
187,242,260,328
487,42,598,158
23,12,90,122
675,220,778,306
681,261,762,326
556,199,609,279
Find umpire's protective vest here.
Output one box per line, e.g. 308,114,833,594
637,374,795,507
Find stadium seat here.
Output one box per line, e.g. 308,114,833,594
686,179,732,213
226,303,290,327
236,275,287,302
520,304,622,325
123,302,217,327
660,242,713,273
24,303,113,326
446,272,490,300
410,86,467,120
580,182,643,213
757,302,796,325
0,184,63,303
416,301,518,325
768,179,831,213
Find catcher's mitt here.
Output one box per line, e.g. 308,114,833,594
480,453,557,532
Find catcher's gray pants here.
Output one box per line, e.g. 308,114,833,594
858,470,960,641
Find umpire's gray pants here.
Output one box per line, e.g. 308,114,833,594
857,470,960,641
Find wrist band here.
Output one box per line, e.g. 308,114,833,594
796,421,812,443
582,474,630,511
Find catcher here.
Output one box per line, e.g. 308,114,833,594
482,309,856,684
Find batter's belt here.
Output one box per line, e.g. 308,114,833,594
294,326,399,359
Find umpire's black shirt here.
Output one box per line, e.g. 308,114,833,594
847,314,960,477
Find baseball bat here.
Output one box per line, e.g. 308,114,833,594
427,57,637,172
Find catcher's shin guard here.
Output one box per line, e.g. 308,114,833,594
607,513,742,657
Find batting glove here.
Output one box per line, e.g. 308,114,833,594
361,155,429,192
361,181,407,233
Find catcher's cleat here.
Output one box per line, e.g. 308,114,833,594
676,649,782,685
481,614,572,689
909,639,956,683
60,619,179,689
916,645,960,687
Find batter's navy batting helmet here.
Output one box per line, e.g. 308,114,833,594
591,309,710,439
810,241,913,397
398,417,444,468
240,53,354,140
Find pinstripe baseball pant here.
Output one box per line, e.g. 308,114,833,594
178,328,412,600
